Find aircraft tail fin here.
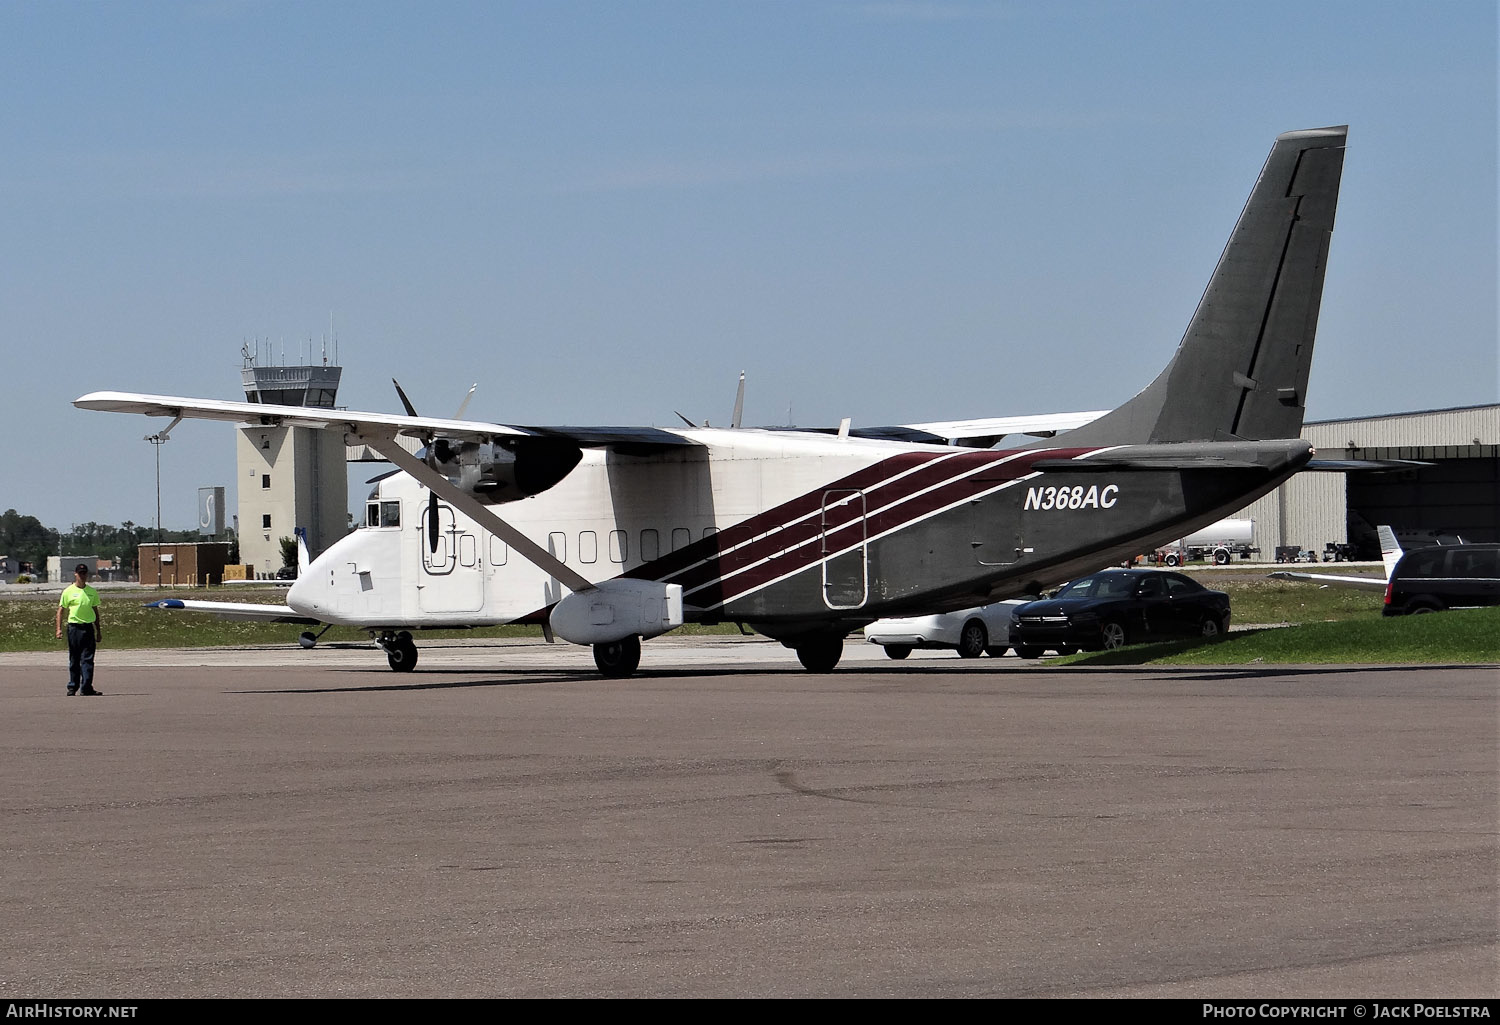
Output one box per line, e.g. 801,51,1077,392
1377,525,1403,580
1044,126,1346,448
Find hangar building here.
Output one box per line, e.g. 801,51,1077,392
1238,404,1499,559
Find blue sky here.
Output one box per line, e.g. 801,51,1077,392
3,1,1495,531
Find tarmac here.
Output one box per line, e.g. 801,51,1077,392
0,635,1494,998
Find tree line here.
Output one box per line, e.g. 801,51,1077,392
1,509,237,572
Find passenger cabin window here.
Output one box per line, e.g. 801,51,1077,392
579,531,598,564
672,527,691,552
548,532,567,563
490,538,508,566
381,502,401,527
609,530,627,564
640,529,659,563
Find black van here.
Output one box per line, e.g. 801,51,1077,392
1382,544,1500,616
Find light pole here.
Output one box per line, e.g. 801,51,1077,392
145,422,176,588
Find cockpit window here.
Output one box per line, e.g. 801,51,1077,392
366,504,380,527
381,502,401,528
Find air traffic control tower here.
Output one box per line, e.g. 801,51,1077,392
235,345,349,578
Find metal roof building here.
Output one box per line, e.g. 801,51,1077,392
1237,404,1500,559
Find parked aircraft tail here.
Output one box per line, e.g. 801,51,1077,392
1376,524,1403,580
1051,126,1346,448
294,526,311,575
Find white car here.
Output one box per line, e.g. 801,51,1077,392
864,600,1064,660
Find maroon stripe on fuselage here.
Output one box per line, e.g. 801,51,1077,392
662,449,982,595
690,450,1054,606
697,450,1015,581
525,445,1100,622
624,449,950,590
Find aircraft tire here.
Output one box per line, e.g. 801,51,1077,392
387,638,419,672
796,636,843,673
955,620,987,659
593,636,642,678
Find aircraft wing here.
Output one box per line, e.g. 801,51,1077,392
144,598,322,624
1265,571,1387,592
1267,527,1402,592
73,392,701,450
902,411,1108,445
790,411,1108,447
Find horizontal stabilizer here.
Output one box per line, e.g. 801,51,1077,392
1302,458,1432,472
1033,439,1313,474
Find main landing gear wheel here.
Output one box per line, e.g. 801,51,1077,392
956,620,987,659
593,635,642,678
386,631,418,672
795,636,844,673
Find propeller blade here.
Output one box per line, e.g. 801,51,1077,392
453,383,477,419
392,378,420,418
731,371,745,430
427,491,440,553
674,411,698,429
366,468,401,485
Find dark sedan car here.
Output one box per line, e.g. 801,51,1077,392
1009,569,1231,653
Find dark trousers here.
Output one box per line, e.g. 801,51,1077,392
67,624,96,691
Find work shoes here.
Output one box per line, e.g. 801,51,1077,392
79,688,101,696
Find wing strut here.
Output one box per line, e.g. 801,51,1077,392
358,431,598,595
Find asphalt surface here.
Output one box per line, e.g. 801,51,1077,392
1,637,1494,998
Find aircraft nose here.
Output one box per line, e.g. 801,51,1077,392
286,571,315,615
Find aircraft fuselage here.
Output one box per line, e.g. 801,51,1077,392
287,430,1312,642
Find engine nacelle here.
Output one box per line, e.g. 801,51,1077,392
429,437,582,504
549,580,685,645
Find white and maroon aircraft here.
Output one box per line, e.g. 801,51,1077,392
79,126,1349,677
